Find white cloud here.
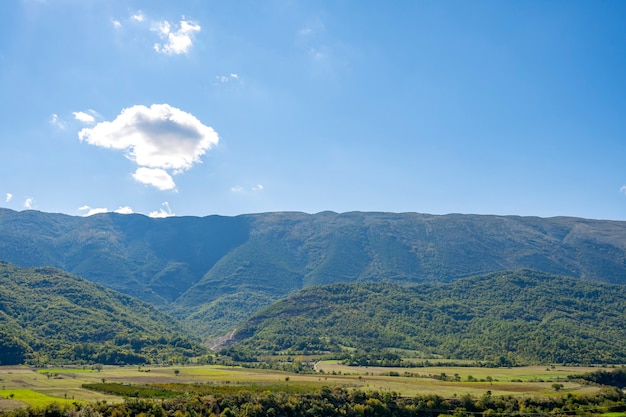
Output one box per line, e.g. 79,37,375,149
132,167,176,191
73,111,95,124
78,205,108,216
217,73,240,84
78,104,218,190
5,193,13,203
114,206,134,214
298,19,325,38
149,202,174,218
24,198,33,209
50,113,66,129
131,10,144,22
621,185,626,195
232,184,264,193
112,19,122,28
152,18,201,55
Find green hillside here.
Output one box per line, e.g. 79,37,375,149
3,208,626,337
0,261,204,365
229,270,626,365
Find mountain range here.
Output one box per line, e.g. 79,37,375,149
2,208,626,337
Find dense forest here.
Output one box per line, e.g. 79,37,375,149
0,262,204,365
228,270,626,365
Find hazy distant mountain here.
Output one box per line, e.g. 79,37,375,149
0,261,203,365
2,208,626,336
229,270,626,364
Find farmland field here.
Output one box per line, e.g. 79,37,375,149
0,363,612,411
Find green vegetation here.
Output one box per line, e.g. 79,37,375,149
0,389,78,408
0,262,205,365
3,384,626,417
571,367,626,388
227,270,626,364
4,209,626,337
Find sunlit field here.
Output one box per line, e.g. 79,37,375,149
0,362,610,411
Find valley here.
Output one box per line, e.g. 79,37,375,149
0,363,615,412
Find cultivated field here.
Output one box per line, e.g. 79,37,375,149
0,362,611,412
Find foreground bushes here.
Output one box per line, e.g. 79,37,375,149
4,385,626,417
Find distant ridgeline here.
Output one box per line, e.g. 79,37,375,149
0,261,204,365
2,208,626,362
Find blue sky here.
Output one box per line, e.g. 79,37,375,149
1,1,625,220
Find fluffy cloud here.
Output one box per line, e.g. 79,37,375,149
78,104,218,190
149,202,174,218
112,19,122,28
5,193,12,203
621,185,626,195
132,168,176,191
230,186,244,193
114,206,134,214
252,184,264,191
152,19,201,55
24,198,33,209
73,111,96,124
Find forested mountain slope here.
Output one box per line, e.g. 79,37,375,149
0,262,203,365
230,270,626,365
2,208,626,336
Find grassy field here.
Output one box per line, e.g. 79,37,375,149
0,362,610,412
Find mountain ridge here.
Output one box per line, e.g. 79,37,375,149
2,208,626,336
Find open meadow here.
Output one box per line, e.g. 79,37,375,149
0,362,611,412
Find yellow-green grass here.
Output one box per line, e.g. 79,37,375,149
316,361,602,382
37,369,97,374
602,413,626,417
0,389,78,408
0,363,612,411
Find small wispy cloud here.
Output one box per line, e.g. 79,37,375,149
152,18,201,55
49,114,66,129
79,205,133,216
131,10,144,22
112,19,122,28
216,73,240,84
620,185,626,195
149,202,175,218
5,193,13,203
24,198,33,209
72,111,96,124
78,205,108,216
231,184,264,193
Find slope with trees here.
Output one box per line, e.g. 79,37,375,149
0,261,204,365
229,270,626,365
3,208,626,336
